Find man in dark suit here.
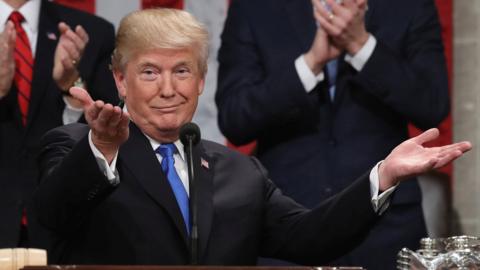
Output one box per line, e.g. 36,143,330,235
0,0,118,247
216,0,449,268
33,8,470,266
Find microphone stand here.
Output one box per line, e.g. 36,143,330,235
185,135,198,265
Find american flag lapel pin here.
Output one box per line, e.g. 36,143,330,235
46,31,57,40
201,158,209,169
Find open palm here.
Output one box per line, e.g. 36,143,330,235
378,129,472,191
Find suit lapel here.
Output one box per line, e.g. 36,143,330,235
282,0,316,51
191,142,214,262
27,0,58,128
119,124,189,244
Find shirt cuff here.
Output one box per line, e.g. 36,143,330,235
88,131,120,185
295,55,325,93
62,96,84,125
369,161,397,215
344,34,377,71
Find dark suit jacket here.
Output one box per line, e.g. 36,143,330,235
34,123,378,265
216,0,448,268
0,0,118,247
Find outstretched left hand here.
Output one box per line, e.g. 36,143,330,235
378,128,472,191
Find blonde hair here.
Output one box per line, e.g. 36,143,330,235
111,8,209,76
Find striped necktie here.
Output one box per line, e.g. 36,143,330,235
9,11,34,126
156,143,190,234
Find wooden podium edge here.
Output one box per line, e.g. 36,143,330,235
22,266,365,270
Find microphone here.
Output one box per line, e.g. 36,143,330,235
180,122,201,146
179,122,201,265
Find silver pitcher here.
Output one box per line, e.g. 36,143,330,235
397,235,480,270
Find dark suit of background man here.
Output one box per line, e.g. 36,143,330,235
0,0,118,247
32,8,470,266
216,0,449,268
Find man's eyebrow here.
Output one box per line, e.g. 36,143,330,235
174,60,194,67
137,61,157,68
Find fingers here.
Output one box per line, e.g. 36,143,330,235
96,103,115,128
0,22,17,96
356,0,367,10
75,25,89,45
427,141,472,169
53,23,90,90
59,36,81,62
7,23,16,51
61,57,76,72
58,22,70,34
69,86,94,107
454,141,473,153
119,111,130,130
91,103,129,137
69,86,129,144
86,100,104,123
313,0,352,37
326,0,353,18
5,21,16,47
1,21,15,54
433,150,462,169
57,22,89,64
65,26,88,53
438,141,472,155
410,128,440,145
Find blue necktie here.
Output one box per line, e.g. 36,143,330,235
156,144,190,234
326,59,338,101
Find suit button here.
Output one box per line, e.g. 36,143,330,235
328,139,336,146
325,187,332,194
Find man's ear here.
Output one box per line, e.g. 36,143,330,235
198,78,205,96
113,69,127,98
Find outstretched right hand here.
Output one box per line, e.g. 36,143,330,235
70,87,130,164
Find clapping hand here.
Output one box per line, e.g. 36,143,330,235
0,21,16,98
53,22,89,93
312,0,370,55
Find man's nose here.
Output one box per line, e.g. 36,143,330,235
159,74,175,97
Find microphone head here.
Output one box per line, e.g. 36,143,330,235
180,122,201,146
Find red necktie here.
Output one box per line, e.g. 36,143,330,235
9,11,34,126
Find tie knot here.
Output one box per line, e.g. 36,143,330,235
156,143,177,158
9,11,25,25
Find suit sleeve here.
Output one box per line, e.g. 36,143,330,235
34,125,116,234
252,157,379,265
216,1,324,145
353,0,449,130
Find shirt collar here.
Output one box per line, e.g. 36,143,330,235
0,0,40,33
146,135,186,162
0,1,14,29
19,0,41,34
